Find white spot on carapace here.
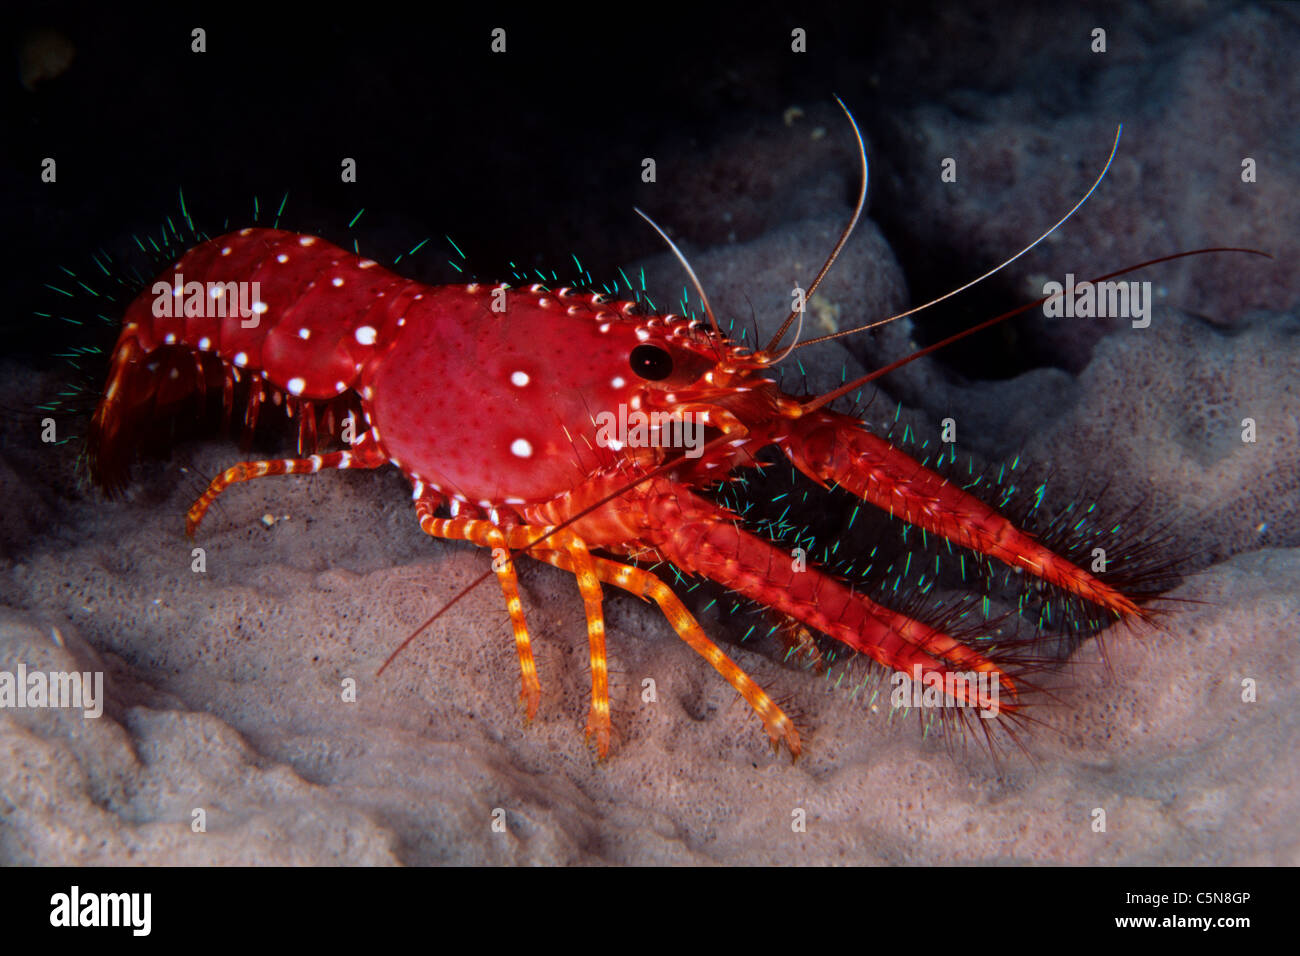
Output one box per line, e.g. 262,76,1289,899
252,301,268,314
635,328,650,341
510,438,533,458
276,253,289,263
598,323,611,334
354,325,377,346
504,497,525,505
567,306,580,316
538,297,551,308
414,293,424,300
610,376,626,389
198,337,212,350
510,371,530,387
221,247,233,256
286,377,306,396
396,317,406,327
467,283,481,293
164,333,176,344
332,277,344,287
334,380,347,392
359,259,377,269
238,228,253,236
299,236,317,247
298,327,311,340
233,351,249,367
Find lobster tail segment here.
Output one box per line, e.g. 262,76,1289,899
88,323,227,494
87,332,152,494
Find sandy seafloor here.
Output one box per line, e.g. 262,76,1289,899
1,2,1297,863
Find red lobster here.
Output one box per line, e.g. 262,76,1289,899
88,109,1149,759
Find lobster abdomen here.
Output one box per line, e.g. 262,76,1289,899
89,228,415,490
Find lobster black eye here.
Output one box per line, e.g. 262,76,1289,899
629,344,673,381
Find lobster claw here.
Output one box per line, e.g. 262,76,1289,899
631,476,1017,714
781,409,1142,619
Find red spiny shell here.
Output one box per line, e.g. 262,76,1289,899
367,283,695,504
104,227,722,509
123,228,416,400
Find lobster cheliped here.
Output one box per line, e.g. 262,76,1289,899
89,111,1244,759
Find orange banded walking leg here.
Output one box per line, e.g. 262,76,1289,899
185,437,389,535
414,502,543,720
554,533,613,755
412,503,613,752
528,548,801,758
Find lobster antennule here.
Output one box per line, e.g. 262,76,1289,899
798,246,1274,416
784,123,1124,366
633,207,724,345
761,95,869,358
781,408,1142,619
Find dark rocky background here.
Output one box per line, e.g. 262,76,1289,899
0,1,1296,864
